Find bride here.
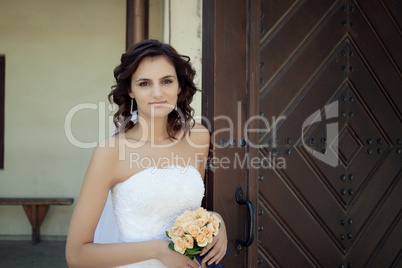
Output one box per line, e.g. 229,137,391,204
65,40,227,268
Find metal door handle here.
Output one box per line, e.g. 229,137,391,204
235,186,255,254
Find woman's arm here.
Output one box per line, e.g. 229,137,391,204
188,123,211,179
189,124,229,266
65,140,201,268
199,212,228,266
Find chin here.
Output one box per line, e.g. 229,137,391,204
149,107,175,118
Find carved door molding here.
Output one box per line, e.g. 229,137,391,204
202,0,401,267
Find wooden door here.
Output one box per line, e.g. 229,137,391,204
203,0,401,267
202,1,251,267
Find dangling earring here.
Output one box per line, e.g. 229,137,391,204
131,110,138,124
130,98,138,124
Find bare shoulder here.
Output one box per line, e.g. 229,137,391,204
94,136,120,156
84,136,124,187
188,123,210,146
191,123,210,132
187,124,210,177
90,136,121,173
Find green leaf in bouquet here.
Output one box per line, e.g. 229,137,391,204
166,231,170,238
184,250,203,258
183,246,202,257
168,242,175,251
186,246,201,254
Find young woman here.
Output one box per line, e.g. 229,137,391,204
65,40,227,268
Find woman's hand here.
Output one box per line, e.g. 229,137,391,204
157,240,201,268
199,213,228,266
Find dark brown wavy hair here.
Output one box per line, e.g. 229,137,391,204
108,39,197,140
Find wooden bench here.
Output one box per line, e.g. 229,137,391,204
0,198,74,244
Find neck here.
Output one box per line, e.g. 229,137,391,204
136,114,171,143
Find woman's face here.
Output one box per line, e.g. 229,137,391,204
129,55,180,120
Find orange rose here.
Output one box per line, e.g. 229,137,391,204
198,211,211,221
183,235,194,249
182,221,193,233
195,207,206,214
187,224,201,237
168,227,176,239
209,214,221,225
174,227,185,238
207,222,219,236
182,210,194,219
175,215,185,226
174,238,186,254
196,231,208,247
202,227,213,243
195,218,207,228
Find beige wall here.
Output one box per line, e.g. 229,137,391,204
0,0,126,239
170,0,203,120
0,0,202,239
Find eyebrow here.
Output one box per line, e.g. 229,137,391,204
134,75,176,83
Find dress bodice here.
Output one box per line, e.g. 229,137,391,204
111,165,205,267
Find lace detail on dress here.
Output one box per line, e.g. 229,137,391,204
111,165,205,267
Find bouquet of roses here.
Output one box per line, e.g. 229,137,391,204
166,207,221,258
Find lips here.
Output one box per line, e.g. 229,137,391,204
149,101,167,106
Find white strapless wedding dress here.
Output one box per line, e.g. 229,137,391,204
94,165,205,267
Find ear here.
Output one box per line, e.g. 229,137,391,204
177,86,181,95
128,87,135,98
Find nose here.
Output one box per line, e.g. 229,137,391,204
151,84,163,98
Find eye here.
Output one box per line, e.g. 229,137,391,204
139,81,150,87
162,79,173,84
